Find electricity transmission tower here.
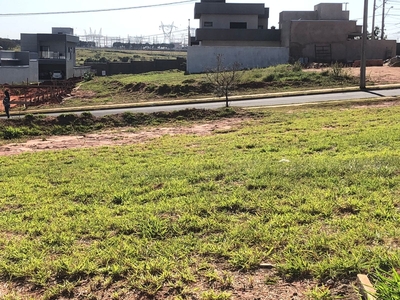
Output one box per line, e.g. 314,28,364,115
159,22,177,43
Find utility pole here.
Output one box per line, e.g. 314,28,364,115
372,0,377,39
188,19,191,47
381,0,386,40
360,0,368,89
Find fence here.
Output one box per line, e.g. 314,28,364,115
85,58,186,76
1,79,79,110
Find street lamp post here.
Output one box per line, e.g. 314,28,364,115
360,0,368,89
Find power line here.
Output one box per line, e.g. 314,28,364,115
0,0,196,17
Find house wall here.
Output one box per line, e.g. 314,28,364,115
279,11,318,47
346,40,396,61
314,3,349,20
0,59,38,84
20,34,38,52
14,52,30,65
291,20,358,44
73,66,92,78
65,41,77,79
200,40,281,47
290,39,396,62
288,20,364,62
195,28,281,45
279,11,318,23
200,14,259,29
187,46,289,73
86,58,186,76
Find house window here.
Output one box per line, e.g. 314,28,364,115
204,21,213,27
230,22,247,29
40,46,50,59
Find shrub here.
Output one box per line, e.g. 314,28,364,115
329,62,350,79
2,127,24,139
292,61,303,72
263,74,276,82
57,113,78,125
83,71,94,82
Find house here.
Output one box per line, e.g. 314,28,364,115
187,0,289,73
279,3,396,63
0,50,38,84
192,0,280,47
0,27,90,84
21,27,79,81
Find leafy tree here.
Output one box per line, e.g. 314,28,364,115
367,26,386,40
0,38,20,50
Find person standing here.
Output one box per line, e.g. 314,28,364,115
3,90,10,119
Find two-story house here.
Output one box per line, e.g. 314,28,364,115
279,3,396,63
0,27,88,84
192,0,280,47
21,27,79,81
187,0,288,73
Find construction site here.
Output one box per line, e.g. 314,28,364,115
1,79,80,112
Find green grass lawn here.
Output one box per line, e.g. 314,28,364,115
0,101,399,299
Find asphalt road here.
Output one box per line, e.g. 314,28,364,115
5,88,400,118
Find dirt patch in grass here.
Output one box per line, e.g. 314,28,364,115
0,118,246,156
0,269,360,300
305,65,400,85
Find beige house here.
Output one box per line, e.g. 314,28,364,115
187,0,288,73
279,3,396,63
192,0,280,47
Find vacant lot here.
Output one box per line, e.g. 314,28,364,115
305,65,400,85
0,100,399,299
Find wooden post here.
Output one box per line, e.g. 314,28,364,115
357,274,376,300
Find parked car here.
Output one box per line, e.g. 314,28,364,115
51,70,63,80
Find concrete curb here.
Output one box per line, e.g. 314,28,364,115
5,83,400,117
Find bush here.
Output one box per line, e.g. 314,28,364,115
292,61,303,72
263,74,276,82
57,113,78,125
329,62,350,79
83,72,94,82
3,127,24,139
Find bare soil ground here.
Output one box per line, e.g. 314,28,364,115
361,65,400,84
0,119,244,156
305,65,400,85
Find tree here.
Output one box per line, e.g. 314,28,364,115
367,26,386,40
205,54,244,107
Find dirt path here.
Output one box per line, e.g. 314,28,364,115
0,119,244,156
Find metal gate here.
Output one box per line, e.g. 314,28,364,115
315,44,332,63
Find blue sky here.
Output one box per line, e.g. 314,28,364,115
0,0,399,42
